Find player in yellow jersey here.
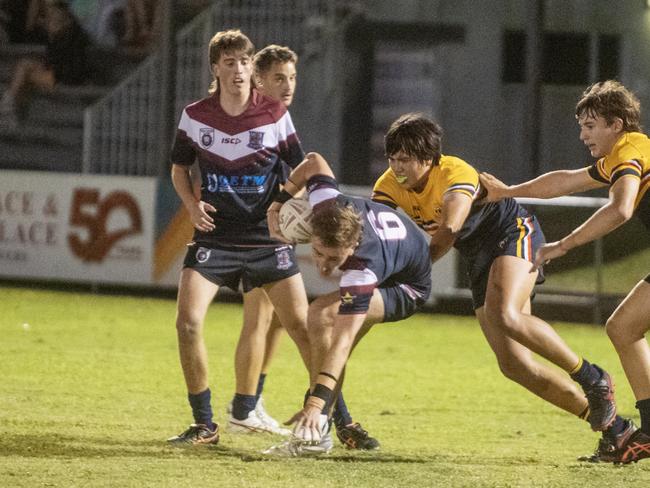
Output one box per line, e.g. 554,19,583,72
372,112,626,459
481,80,650,464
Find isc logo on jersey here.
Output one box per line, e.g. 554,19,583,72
221,137,241,144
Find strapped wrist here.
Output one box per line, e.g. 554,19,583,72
305,395,325,411
311,383,334,404
273,189,293,205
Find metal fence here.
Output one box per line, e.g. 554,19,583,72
82,54,165,175
83,0,335,176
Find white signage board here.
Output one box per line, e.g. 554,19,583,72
0,171,157,285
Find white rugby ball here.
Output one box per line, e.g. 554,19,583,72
278,198,313,243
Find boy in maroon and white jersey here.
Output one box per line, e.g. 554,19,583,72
167,29,311,445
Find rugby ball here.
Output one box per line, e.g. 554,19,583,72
278,198,313,243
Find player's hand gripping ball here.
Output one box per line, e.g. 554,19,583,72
278,198,313,243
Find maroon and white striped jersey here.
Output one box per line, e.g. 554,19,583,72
171,90,304,246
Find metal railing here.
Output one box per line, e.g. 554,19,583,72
83,0,335,176
516,195,610,324
82,53,165,175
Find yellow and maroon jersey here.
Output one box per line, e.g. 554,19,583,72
588,131,650,228
372,155,525,253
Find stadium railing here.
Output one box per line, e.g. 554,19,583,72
515,195,611,324
83,0,335,177
82,53,165,176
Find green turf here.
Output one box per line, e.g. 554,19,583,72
1,286,649,487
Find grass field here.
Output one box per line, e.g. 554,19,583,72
2,285,650,487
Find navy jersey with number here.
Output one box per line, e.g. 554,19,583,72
307,177,432,315
171,90,304,246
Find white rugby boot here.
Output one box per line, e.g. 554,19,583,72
227,410,291,436
254,396,281,428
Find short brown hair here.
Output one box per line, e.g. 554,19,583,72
208,29,255,94
384,113,443,166
311,203,362,249
575,80,642,132
253,44,298,75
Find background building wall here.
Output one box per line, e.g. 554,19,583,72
293,0,650,185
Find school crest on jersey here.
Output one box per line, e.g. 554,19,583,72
247,130,265,150
199,128,215,148
275,246,292,270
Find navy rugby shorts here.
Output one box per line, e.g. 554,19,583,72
378,277,431,323
183,243,300,292
466,214,546,310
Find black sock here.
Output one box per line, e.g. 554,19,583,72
188,388,215,430
569,358,602,390
331,391,353,429
603,415,627,440
255,373,267,402
232,393,257,420
637,398,650,435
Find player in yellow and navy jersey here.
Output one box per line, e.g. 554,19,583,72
482,80,650,464
372,152,543,276
374,113,621,458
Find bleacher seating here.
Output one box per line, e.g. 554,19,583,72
0,0,211,174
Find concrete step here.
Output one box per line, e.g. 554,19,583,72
0,44,46,84
0,43,141,86
0,138,81,172
0,122,82,147
25,97,86,126
0,43,47,58
0,81,108,125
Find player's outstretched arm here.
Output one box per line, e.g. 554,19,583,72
478,172,512,202
531,175,639,271
480,167,603,202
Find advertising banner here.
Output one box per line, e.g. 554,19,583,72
0,171,157,285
